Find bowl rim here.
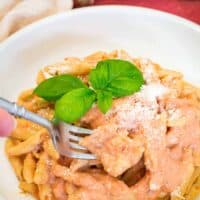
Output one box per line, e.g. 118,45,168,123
0,5,199,50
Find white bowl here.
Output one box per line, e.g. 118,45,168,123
0,6,200,200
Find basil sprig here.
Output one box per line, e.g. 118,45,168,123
89,59,144,96
55,88,96,123
34,59,144,123
34,74,86,101
96,90,112,114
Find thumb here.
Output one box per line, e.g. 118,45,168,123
0,108,15,137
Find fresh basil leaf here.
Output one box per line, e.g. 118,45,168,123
89,59,144,97
89,61,110,90
97,90,112,113
55,88,96,123
34,74,86,101
107,76,143,97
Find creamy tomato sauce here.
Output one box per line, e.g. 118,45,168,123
79,61,200,199
6,51,200,200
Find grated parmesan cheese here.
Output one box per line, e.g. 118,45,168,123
107,83,169,130
138,83,169,102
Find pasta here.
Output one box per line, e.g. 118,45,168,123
5,50,200,200
7,130,44,156
5,138,23,180
34,152,50,185
19,182,38,198
23,153,36,183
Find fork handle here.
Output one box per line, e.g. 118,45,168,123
0,97,53,131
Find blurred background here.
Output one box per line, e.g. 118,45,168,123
0,0,199,42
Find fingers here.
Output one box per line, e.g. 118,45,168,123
0,108,15,137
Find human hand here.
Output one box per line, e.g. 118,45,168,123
0,108,15,137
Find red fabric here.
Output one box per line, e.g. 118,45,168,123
94,0,200,24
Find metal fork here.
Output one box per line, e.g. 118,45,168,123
0,97,96,160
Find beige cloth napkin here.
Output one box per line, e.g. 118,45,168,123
0,0,73,42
